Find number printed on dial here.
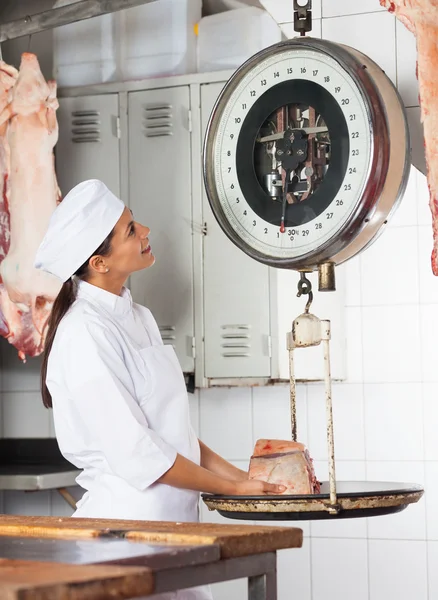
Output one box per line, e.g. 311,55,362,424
213,47,371,260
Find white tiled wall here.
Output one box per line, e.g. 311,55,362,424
0,2,433,600
200,165,434,600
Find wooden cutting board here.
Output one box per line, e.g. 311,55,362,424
0,515,303,559
0,558,153,600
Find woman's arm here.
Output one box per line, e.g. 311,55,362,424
198,439,247,482
158,453,284,496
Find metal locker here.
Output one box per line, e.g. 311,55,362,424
200,82,271,379
56,95,121,198
128,86,194,373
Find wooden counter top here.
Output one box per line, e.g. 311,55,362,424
0,515,303,559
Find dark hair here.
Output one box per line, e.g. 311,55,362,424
40,230,115,408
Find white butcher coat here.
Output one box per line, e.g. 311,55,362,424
47,280,212,600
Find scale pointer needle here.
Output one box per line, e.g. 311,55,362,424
280,168,291,233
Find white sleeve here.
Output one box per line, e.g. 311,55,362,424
61,320,177,490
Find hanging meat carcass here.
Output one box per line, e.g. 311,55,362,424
0,61,19,344
380,0,438,274
248,439,320,494
0,53,61,360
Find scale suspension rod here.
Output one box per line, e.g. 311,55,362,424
322,320,338,509
289,346,297,442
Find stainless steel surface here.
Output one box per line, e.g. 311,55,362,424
0,467,80,491
203,37,410,270
0,0,159,43
0,536,219,568
202,481,424,521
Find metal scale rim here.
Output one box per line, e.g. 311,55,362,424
201,0,424,521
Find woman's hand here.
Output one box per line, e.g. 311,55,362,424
232,479,286,496
198,440,248,482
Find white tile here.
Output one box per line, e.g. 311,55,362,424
199,387,253,460
416,167,431,227
418,227,438,304
321,12,396,85
311,538,368,600
366,462,426,541
3,490,51,516
425,464,438,550
423,383,438,461
262,0,321,23
2,392,51,437
310,461,367,539
407,110,427,197
360,227,419,306
280,18,322,39
428,541,438,598
425,462,438,540
344,307,363,382
258,516,309,537
420,305,438,382
252,384,308,446
189,390,200,437
211,579,246,600
0,342,42,393
368,540,428,600
396,18,419,107
337,255,361,307
278,538,311,600
364,383,424,461
308,383,365,461
322,0,386,18
362,305,422,383
388,164,418,228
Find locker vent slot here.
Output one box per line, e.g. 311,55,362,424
159,325,176,346
220,325,251,358
144,103,173,138
71,110,101,143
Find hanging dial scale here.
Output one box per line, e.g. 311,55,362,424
201,1,423,520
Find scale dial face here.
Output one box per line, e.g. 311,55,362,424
203,38,410,269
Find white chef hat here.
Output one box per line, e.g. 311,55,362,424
34,179,125,282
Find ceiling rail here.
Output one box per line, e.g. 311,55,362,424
0,0,159,43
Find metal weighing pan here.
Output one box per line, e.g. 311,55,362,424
202,481,424,521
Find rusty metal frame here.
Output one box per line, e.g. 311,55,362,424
0,0,159,43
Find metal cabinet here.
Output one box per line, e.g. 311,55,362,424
200,83,271,379
55,71,346,384
128,87,195,373
56,94,120,197
199,81,346,383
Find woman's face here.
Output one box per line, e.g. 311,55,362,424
102,207,155,277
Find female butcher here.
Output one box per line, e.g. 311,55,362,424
35,180,283,598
